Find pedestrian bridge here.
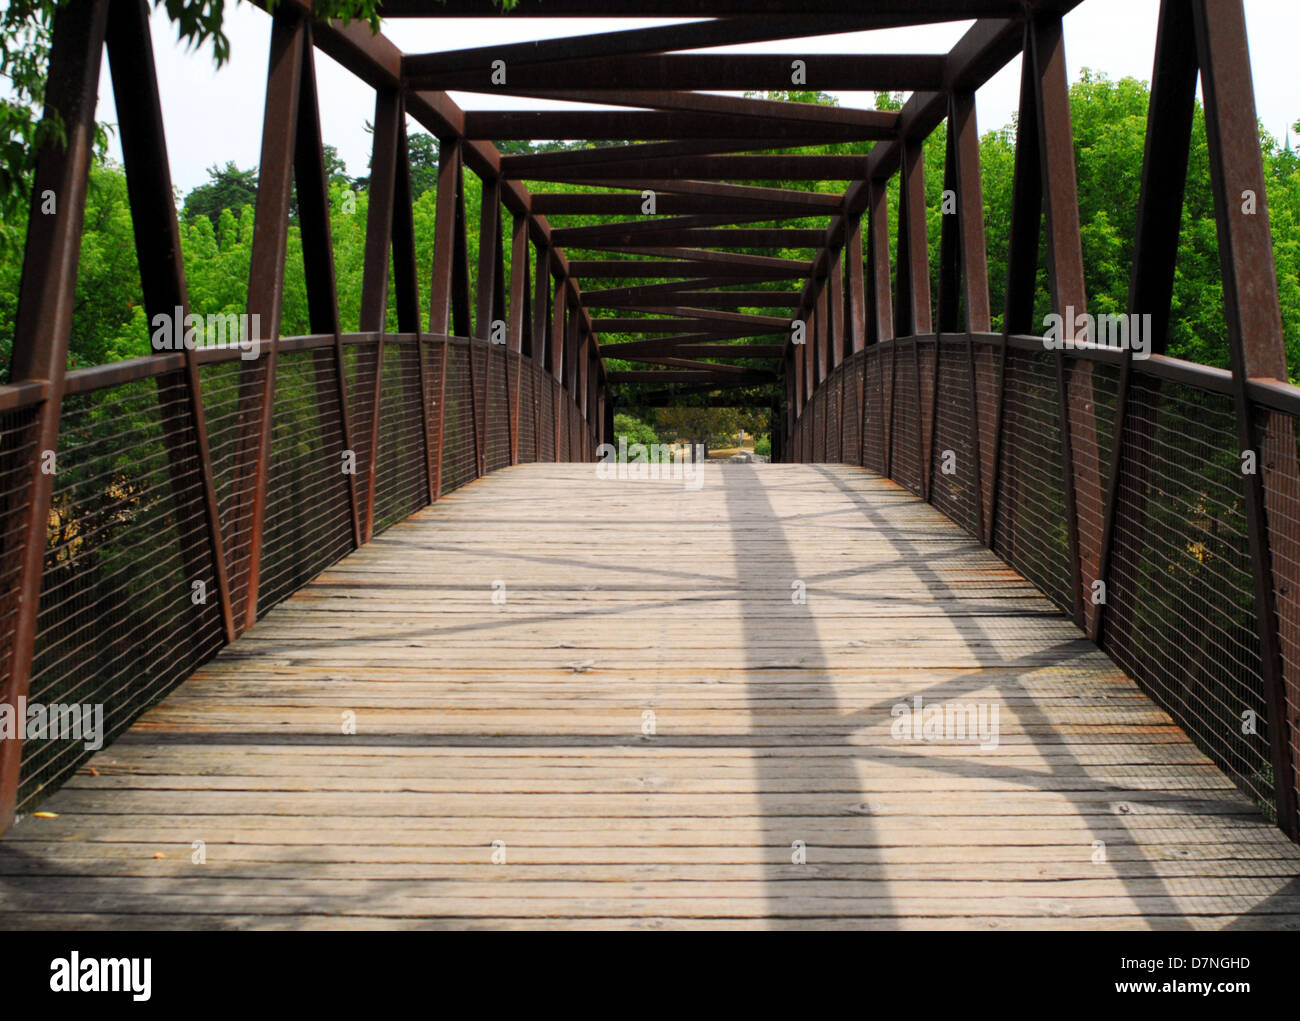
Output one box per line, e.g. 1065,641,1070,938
1,0,1299,929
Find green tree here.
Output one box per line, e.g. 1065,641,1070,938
183,161,258,226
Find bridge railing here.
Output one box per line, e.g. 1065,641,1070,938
789,334,1300,839
0,332,596,820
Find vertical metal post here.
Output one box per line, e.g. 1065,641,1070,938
106,0,235,643
0,0,110,831
1094,0,1197,645
240,11,305,629
293,21,362,546
358,87,403,541
988,28,1047,553
1194,0,1299,838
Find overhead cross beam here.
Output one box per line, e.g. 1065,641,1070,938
411,55,945,93
475,111,891,142
380,1,1032,19
601,342,785,359
513,154,872,181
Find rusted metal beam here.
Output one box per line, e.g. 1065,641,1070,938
107,0,236,644
600,344,784,359
474,110,891,142
391,116,434,503
949,88,991,540
358,87,403,541
1193,0,1299,839
1031,13,1089,629
1093,0,1198,646
560,229,826,250
420,55,942,93
400,15,899,75
381,1,1031,19
986,34,1044,550
293,21,363,543
569,260,808,280
535,192,821,216
585,290,802,309
239,11,306,629
608,370,776,385
518,154,871,182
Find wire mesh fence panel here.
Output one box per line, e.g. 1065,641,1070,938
991,346,1073,614
864,348,885,473
257,348,355,612
891,341,923,496
930,339,979,537
539,370,556,463
200,359,257,626
973,339,1001,529
372,341,430,535
423,338,445,492
826,369,841,463
809,389,819,464
917,338,938,489
0,405,40,720
1068,358,1121,633
486,346,512,473
1104,377,1272,816
559,388,572,462
842,351,862,467
515,353,535,464
343,341,379,537
21,373,225,809
471,341,490,475
1259,405,1300,831
440,341,479,495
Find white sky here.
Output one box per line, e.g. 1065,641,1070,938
92,0,1300,197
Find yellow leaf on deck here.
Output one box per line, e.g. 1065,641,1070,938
32,812,57,819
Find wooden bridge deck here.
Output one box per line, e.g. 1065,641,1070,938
1,462,1298,930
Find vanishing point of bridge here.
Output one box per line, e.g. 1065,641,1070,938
1,0,1299,928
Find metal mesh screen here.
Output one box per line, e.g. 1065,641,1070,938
440,341,479,494
258,348,355,612
486,345,512,473
930,338,980,537
372,341,430,534
539,371,556,463
200,359,258,626
864,347,885,473
21,372,225,808
343,342,379,537
890,341,923,495
506,353,527,463
1104,377,1271,814
559,385,571,462
841,351,862,466
991,346,1073,613
471,341,489,473
1068,359,1121,634
424,338,445,492
973,339,1001,529
0,405,40,718
1259,405,1300,830
917,338,937,489
826,369,841,462
810,386,825,462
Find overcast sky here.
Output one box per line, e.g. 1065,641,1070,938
92,0,1300,198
